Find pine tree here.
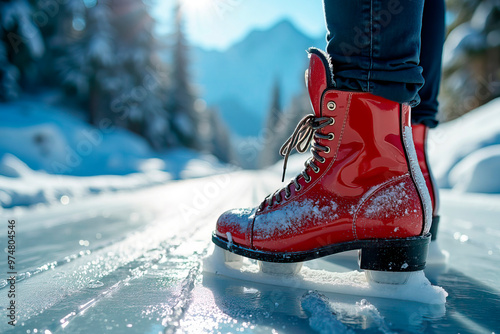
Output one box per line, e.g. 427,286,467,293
54,0,113,120
53,0,172,149
0,0,44,101
206,107,233,163
259,79,284,167
261,86,311,171
166,2,201,150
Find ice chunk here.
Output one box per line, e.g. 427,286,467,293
301,291,353,334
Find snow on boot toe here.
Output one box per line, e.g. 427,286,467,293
215,208,256,248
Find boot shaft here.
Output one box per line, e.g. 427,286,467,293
318,90,412,196
412,123,439,215
215,48,432,254
307,49,425,198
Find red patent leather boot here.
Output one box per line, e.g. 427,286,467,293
213,48,432,273
412,124,440,241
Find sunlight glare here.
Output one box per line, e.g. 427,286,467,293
181,0,214,13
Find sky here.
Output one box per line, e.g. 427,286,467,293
152,0,326,51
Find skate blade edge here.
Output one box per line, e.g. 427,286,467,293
203,245,448,305
211,232,430,272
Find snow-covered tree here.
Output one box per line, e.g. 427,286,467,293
441,0,500,121
205,107,234,163
274,88,313,160
257,78,312,170
52,0,173,149
165,2,202,150
0,0,44,101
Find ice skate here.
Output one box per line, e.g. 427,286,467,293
210,48,436,290
412,124,449,266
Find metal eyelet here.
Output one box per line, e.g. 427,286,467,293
296,184,302,191
318,157,326,163
327,101,336,111
285,193,291,200
324,146,331,154
329,117,335,125
313,166,320,173
304,174,311,183
328,133,335,140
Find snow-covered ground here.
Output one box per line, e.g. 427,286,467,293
1,98,500,333
0,163,499,333
0,100,233,209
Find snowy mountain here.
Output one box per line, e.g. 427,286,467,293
191,20,325,137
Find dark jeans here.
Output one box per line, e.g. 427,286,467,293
323,0,445,128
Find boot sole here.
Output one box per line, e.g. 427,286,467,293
212,233,431,272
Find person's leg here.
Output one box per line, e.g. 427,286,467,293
412,0,445,128
323,0,425,106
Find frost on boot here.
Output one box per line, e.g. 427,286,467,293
212,48,432,283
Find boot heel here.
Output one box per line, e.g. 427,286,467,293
358,234,431,272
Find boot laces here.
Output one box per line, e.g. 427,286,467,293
259,114,335,210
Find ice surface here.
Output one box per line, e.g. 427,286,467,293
203,246,447,305
0,170,498,333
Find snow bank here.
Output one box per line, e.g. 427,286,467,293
448,145,500,193
0,100,233,209
0,153,171,209
0,100,151,176
0,100,228,176
429,98,500,193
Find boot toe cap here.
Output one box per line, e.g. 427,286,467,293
215,208,256,248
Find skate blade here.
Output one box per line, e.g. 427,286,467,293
203,247,447,304
205,246,245,271
258,261,303,276
365,270,419,285
224,248,243,264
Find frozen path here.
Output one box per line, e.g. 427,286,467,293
1,169,499,333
